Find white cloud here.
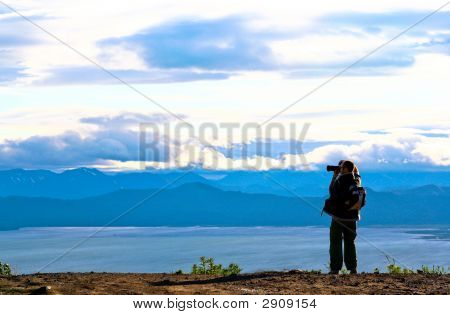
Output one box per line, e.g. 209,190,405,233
141,133,450,171
299,134,450,169
1,1,450,171
269,32,383,65
1,109,450,170
2,0,449,84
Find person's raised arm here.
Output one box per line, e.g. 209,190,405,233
329,168,340,195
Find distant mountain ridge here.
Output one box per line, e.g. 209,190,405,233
0,182,449,230
2,168,450,199
0,168,210,199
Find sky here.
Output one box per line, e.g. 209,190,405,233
0,0,450,171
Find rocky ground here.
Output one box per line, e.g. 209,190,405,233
0,271,448,295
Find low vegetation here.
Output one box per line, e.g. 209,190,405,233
386,263,447,275
387,264,414,274
309,265,447,275
340,268,350,275
172,258,448,277
0,261,12,276
189,256,242,276
419,265,447,275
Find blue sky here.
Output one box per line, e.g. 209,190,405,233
0,1,450,170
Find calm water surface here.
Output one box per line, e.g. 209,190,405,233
0,226,448,274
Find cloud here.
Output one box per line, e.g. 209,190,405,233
2,113,450,171
99,13,424,79
216,140,358,159
0,12,43,47
0,112,174,169
322,11,450,33
45,16,276,83
139,134,450,171
362,127,450,138
362,130,391,135
300,135,450,170
417,132,449,138
0,66,28,83
2,7,450,84
80,112,177,128
285,109,374,119
35,66,231,85
0,11,48,84
84,10,450,82
0,130,142,169
271,10,450,78
101,16,277,71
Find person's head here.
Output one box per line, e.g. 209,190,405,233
340,160,355,174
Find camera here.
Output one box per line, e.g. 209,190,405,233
326,165,340,172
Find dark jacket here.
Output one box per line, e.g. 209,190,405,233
324,173,361,221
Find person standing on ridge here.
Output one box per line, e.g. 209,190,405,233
323,160,365,274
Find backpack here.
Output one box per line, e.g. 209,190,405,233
322,173,367,218
346,184,366,211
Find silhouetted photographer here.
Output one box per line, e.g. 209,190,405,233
323,160,366,274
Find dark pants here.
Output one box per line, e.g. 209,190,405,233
329,218,357,271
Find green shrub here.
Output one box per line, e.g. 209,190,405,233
191,256,241,276
174,269,183,275
224,263,242,276
373,268,380,274
0,261,12,276
387,264,413,274
419,265,446,275
387,264,401,274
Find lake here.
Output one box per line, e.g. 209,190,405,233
0,226,449,274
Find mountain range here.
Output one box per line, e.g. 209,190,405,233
2,168,450,198
0,181,449,230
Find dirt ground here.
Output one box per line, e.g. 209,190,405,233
0,271,448,295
